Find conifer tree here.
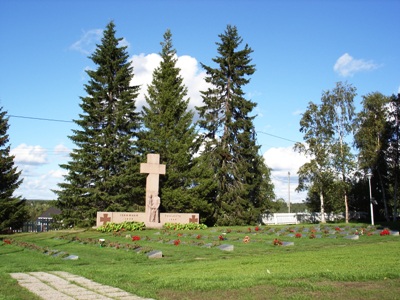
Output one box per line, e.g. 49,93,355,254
55,22,141,227
0,107,28,232
196,25,275,226
140,30,205,215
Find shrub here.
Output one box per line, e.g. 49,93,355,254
163,223,207,230
97,221,145,233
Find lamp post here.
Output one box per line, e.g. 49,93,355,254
288,172,291,213
367,172,374,225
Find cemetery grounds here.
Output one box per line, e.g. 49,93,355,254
0,223,400,300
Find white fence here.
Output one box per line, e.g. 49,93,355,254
261,211,368,225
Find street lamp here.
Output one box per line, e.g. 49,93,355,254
288,172,291,213
366,172,374,225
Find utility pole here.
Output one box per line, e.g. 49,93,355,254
288,171,291,213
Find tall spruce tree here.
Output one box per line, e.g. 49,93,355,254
0,107,28,232
196,25,275,226
140,30,205,215
55,22,141,227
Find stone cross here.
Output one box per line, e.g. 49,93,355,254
140,154,166,223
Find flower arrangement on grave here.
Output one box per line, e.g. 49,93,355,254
309,233,316,239
196,234,202,239
243,236,250,243
247,227,252,232
355,228,365,235
174,239,181,246
3,239,11,245
132,236,141,241
335,227,341,232
295,233,302,238
219,235,225,241
255,226,260,232
380,229,390,236
273,238,283,246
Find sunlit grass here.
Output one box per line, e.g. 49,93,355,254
1,223,400,299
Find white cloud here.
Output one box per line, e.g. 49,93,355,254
263,146,309,203
176,55,209,111
70,29,103,55
16,168,67,200
334,53,380,77
54,144,70,159
130,53,209,113
11,144,48,165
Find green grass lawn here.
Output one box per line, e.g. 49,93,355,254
1,223,400,300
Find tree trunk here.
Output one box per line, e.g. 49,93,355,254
377,170,390,222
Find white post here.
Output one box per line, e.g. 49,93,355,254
367,173,374,226
288,172,291,213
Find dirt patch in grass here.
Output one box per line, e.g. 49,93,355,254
157,279,400,300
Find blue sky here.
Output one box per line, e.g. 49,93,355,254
1,0,399,204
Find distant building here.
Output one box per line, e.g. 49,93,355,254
37,207,61,232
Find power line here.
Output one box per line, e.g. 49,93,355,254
6,114,74,123
6,114,301,146
257,131,299,143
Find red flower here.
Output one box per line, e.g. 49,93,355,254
196,234,202,239
177,233,183,237
380,229,390,236
255,226,260,231
309,233,316,239
3,239,11,245
273,238,282,246
219,235,225,241
335,227,341,231
132,236,141,241
248,227,252,232
295,233,302,238
174,239,181,246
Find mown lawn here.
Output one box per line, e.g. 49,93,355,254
1,223,399,300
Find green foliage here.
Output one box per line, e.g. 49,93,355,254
0,107,28,232
163,222,207,230
96,221,145,232
25,200,54,220
295,82,357,222
386,93,400,221
139,29,203,215
54,21,143,227
196,25,275,226
354,92,391,220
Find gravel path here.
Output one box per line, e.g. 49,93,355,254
10,271,154,300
